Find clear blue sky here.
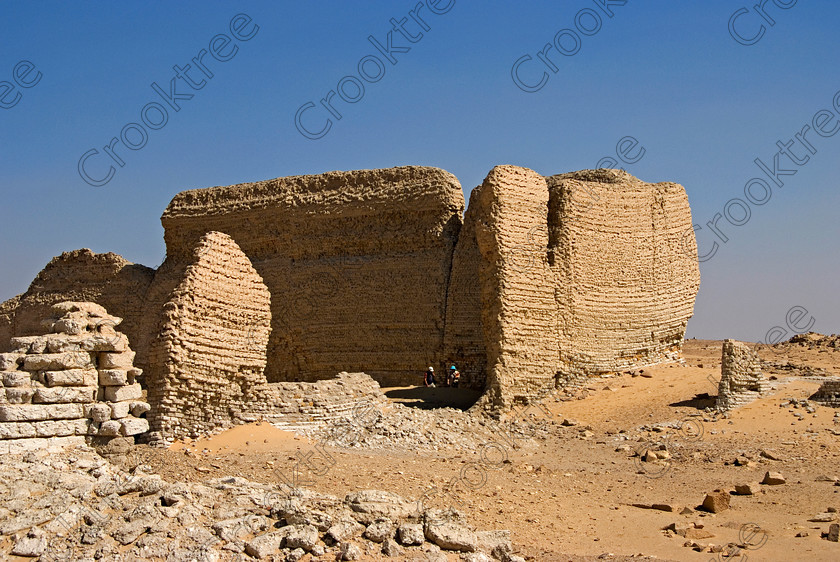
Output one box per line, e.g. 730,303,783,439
1,0,838,342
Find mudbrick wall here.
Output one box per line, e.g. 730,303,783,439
450,166,559,409
0,250,155,354
547,169,700,377
0,165,700,427
0,302,150,453
148,166,464,387
145,232,272,443
445,167,700,408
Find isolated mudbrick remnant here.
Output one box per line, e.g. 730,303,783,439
0,249,155,354
717,339,771,410
0,301,150,452
151,166,464,387
145,232,272,442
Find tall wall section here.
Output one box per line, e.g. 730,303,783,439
146,232,271,442
441,188,485,389
447,166,559,408
546,170,700,377
0,250,156,354
444,167,700,408
147,166,464,387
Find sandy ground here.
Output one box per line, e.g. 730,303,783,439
135,340,840,561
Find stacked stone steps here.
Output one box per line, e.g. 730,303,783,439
0,302,150,449
813,380,840,407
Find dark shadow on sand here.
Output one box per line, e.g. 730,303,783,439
383,386,482,411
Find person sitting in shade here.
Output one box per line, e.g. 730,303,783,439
448,365,461,388
424,366,436,387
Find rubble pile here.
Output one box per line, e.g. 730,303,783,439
0,445,523,561
0,302,149,453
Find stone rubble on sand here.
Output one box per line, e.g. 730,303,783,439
0,445,522,561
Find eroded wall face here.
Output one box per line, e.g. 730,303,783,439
547,170,700,377
152,166,464,387
0,250,155,354
447,168,700,408
146,232,271,442
468,166,559,407
442,188,485,389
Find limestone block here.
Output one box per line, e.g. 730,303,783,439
0,422,36,439
98,351,135,369
99,369,128,386
120,417,149,436
44,368,97,387
33,386,96,404
0,435,86,454
33,419,89,438
104,384,142,402
0,353,23,371
98,420,121,436
4,388,34,404
10,336,49,354
110,401,131,419
0,404,84,422
23,352,93,371
86,403,112,423
130,402,150,417
2,371,30,387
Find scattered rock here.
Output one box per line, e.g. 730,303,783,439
11,528,47,557
381,537,403,557
701,490,730,513
245,531,285,559
734,482,761,495
762,471,786,485
424,518,478,552
760,449,783,461
364,518,394,543
339,541,362,560
398,523,425,546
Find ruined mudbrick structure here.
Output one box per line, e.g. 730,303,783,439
716,339,771,410
0,165,701,439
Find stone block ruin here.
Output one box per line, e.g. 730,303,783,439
716,339,771,410
812,380,840,407
0,302,150,452
0,165,701,442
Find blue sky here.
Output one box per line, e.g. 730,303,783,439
1,0,838,342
